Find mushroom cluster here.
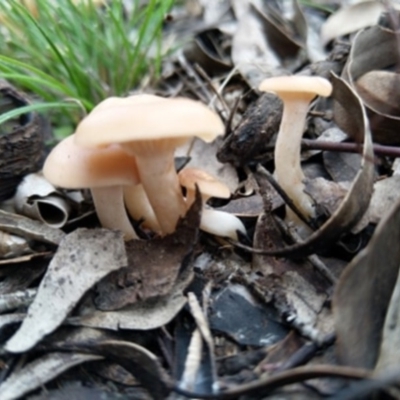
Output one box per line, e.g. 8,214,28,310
44,94,245,240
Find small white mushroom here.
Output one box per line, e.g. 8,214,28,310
259,76,333,221
178,167,246,240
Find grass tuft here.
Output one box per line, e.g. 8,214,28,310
0,0,175,135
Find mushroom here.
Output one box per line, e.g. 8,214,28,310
75,97,225,234
43,134,139,240
258,76,332,221
123,184,161,233
178,167,231,208
178,167,246,240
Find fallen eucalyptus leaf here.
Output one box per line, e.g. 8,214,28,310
321,1,385,45
183,29,232,75
5,228,127,353
341,25,400,144
84,340,170,400
355,70,400,116
14,173,71,229
0,352,102,400
231,1,279,87
375,264,400,374
0,257,48,295
333,198,400,368
94,192,201,310
352,175,400,233
29,385,129,400
69,288,187,331
0,209,65,245
0,288,36,313
0,230,31,259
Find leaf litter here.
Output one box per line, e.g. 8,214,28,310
3,1,400,399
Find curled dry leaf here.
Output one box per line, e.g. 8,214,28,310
13,173,71,229
333,198,400,369
0,352,102,400
5,228,127,353
0,209,65,245
85,340,170,400
341,25,400,144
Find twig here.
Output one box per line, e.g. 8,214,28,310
172,364,372,399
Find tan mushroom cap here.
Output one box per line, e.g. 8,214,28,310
74,97,225,149
89,94,165,116
43,134,139,188
259,76,332,98
179,168,231,200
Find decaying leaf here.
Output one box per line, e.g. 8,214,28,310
0,230,31,259
94,193,201,310
13,173,71,229
0,209,65,245
341,25,400,144
84,340,170,400
0,80,46,201
0,352,102,400
69,286,187,331
0,288,36,313
0,257,48,295
321,1,386,45
5,228,127,353
333,198,400,368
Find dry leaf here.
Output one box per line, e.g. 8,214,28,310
13,173,71,229
341,25,400,144
5,228,127,353
321,1,385,45
0,352,102,400
0,209,65,245
333,198,400,368
94,194,201,310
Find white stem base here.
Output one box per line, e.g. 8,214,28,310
91,186,138,240
135,153,186,235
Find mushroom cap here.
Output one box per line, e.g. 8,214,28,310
43,134,139,189
259,76,332,98
74,97,225,150
89,94,165,116
179,168,231,199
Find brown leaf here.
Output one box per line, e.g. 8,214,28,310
94,193,202,310
5,228,127,353
341,25,400,145
333,198,400,368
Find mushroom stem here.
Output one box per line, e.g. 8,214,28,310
275,97,316,219
134,152,186,234
124,184,161,233
91,186,138,240
200,208,246,240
